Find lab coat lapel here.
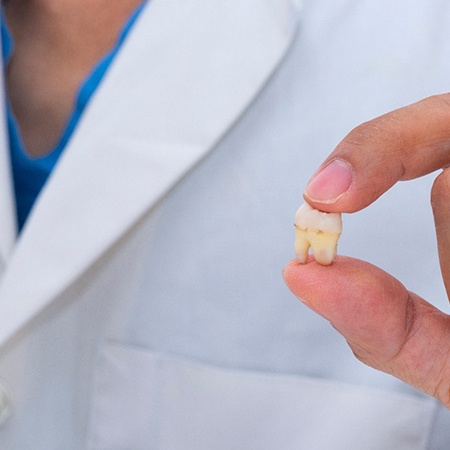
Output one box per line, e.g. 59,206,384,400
0,0,301,346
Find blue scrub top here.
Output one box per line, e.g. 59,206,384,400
2,3,147,231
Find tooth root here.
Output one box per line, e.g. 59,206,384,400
295,226,311,264
309,232,340,266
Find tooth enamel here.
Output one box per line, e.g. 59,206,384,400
294,202,342,266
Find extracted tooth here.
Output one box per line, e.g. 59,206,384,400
294,202,342,266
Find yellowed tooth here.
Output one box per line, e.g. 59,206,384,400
294,202,342,266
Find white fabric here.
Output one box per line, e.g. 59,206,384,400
88,343,435,450
0,0,448,448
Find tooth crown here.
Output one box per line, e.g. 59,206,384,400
294,202,342,234
294,202,342,265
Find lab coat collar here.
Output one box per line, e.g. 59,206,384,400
0,0,301,346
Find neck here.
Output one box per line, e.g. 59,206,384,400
3,0,143,157
4,0,143,60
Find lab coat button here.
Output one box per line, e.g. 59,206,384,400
0,381,12,425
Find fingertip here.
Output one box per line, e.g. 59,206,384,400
283,256,349,302
283,256,409,337
304,159,354,205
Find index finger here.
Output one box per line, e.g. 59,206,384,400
304,94,450,213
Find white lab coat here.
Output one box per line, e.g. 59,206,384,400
0,0,448,448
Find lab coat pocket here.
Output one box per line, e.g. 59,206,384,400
87,342,436,450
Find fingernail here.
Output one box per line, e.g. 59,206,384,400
305,159,353,204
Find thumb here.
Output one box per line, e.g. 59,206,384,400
283,257,450,407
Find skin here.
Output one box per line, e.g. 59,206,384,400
2,0,143,157
283,94,450,408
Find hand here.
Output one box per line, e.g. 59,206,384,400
283,94,450,407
